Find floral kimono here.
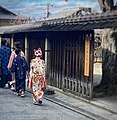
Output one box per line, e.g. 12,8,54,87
29,57,45,104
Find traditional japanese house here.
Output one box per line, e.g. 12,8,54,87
0,6,18,26
0,9,117,99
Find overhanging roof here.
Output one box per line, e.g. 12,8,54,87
0,6,17,20
0,6,16,16
0,11,117,34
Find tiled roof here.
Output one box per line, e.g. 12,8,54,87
48,7,93,20
0,11,117,34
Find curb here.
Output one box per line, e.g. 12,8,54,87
44,95,107,120
47,85,117,115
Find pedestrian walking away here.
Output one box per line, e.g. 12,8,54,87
11,49,28,97
7,41,24,91
29,48,46,105
0,39,12,88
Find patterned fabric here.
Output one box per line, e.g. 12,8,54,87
29,57,45,103
11,55,28,92
33,75,44,102
7,50,24,69
8,50,24,90
0,53,1,81
0,46,11,75
0,45,11,87
11,55,28,80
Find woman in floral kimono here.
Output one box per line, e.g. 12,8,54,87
29,48,46,105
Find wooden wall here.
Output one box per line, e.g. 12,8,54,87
28,32,45,65
48,31,94,99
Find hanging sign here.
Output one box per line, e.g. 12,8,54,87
84,35,90,76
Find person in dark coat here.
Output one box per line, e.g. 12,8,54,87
11,49,28,97
0,39,11,88
7,41,25,91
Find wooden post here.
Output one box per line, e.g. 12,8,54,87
89,32,94,99
45,36,51,84
25,33,28,61
0,35,1,47
11,34,14,49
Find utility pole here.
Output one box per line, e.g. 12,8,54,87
46,3,53,18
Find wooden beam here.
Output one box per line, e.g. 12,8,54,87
25,33,28,61
0,36,1,47
45,36,51,84
11,34,14,49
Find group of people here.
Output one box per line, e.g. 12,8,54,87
0,39,46,105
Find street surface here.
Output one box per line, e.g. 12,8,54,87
0,87,92,120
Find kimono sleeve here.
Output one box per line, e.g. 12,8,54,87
11,59,16,73
7,51,15,69
29,59,35,89
22,57,28,71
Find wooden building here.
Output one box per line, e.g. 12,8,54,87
0,11,117,99
0,6,18,26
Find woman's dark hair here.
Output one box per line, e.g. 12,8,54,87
15,49,21,55
14,41,22,49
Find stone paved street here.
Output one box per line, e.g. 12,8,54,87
0,87,92,120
